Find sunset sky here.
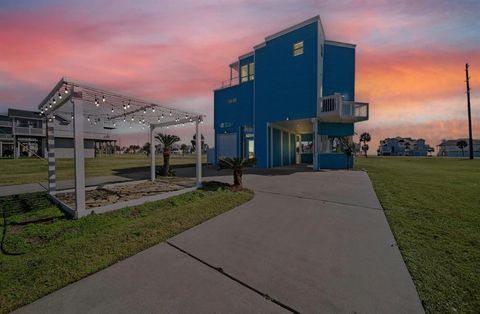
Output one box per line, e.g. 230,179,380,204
1,0,479,152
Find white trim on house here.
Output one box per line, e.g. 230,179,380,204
324,40,356,49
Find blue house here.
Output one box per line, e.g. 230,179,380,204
214,16,369,169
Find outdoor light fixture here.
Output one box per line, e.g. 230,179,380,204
169,111,172,116
127,101,131,108
87,116,91,122
123,115,126,122
58,92,62,100
64,87,69,94
152,107,155,113
123,103,126,110
143,108,146,114
161,113,164,119
111,107,114,113
45,107,48,112
53,99,56,105
113,122,116,127
94,97,99,106
102,95,106,102
131,116,134,121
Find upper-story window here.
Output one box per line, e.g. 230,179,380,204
293,41,304,56
241,62,255,83
249,63,255,80
241,65,249,83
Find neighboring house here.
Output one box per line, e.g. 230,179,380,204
213,16,369,169
437,139,480,157
0,108,115,158
377,137,430,156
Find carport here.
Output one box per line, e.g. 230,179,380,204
37,77,205,219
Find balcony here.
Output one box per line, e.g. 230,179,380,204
14,126,45,136
318,93,369,122
0,121,13,127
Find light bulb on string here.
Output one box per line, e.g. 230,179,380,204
152,107,155,113
111,107,114,113
131,116,135,121
64,86,69,94
169,111,172,116
53,99,56,105
161,113,164,119
58,92,62,100
143,108,146,114
102,95,106,102
127,101,130,108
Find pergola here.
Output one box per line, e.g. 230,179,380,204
38,77,205,219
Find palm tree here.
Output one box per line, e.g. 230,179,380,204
155,133,180,176
218,157,256,188
338,137,355,170
457,140,468,157
359,132,371,157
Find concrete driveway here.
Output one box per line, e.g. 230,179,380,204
16,169,423,313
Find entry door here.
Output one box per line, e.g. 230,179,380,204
217,133,237,159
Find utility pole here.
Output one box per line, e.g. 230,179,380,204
465,63,474,159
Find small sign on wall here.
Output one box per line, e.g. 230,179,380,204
219,122,233,128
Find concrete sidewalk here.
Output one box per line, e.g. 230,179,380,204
15,170,424,313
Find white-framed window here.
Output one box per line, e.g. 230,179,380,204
249,62,255,80
293,41,304,56
241,65,248,82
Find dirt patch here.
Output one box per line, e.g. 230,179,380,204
55,178,196,209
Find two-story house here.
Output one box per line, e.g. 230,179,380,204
0,108,116,158
213,16,369,169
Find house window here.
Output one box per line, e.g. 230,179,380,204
293,41,304,56
249,63,255,80
241,65,248,82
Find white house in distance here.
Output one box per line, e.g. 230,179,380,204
377,137,430,156
437,139,480,157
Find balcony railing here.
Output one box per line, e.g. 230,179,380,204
217,77,240,90
0,121,12,127
14,127,45,136
318,93,369,122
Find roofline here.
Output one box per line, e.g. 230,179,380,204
238,51,254,60
253,15,322,50
324,40,356,49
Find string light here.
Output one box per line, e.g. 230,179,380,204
161,113,164,119
113,122,116,127
131,116,135,121
143,108,146,114
123,115,126,122
58,92,62,100
102,95,106,102
111,106,114,113
123,102,126,110
87,116,91,122
53,98,56,105
64,86,69,94
152,107,156,113
169,111,172,116
127,101,130,108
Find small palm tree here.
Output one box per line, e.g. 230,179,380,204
338,137,355,170
155,133,180,176
359,132,371,157
457,140,468,157
218,157,256,188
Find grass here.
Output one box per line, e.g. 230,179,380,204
356,157,480,313
0,154,206,186
0,185,253,313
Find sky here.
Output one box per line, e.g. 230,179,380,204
1,0,479,152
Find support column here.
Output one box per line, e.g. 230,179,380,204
196,119,202,187
150,125,155,182
313,118,318,170
47,117,56,194
73,100,86,218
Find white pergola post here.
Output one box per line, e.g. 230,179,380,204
73,99,86,218
195,119,202,187
150,125,155,182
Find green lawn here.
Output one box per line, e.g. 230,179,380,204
0,185,253,313
356,157,480,313
0,154,206,186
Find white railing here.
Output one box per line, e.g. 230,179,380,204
14,127,45,136
217,77,240,90
0,121,12,127
0,133,13,139
318,93,369,122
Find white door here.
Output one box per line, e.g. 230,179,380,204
217,133,237,159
